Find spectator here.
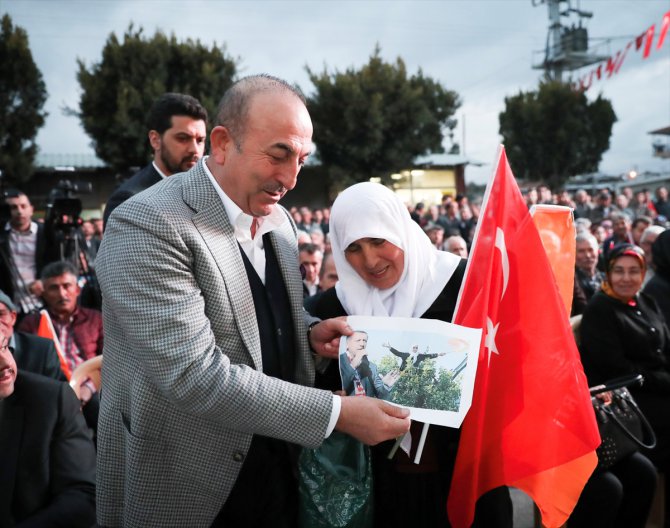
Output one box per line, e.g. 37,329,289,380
538,184,554,204
90,217,103,242
588,190,614,224
579,243,670,519
424,204,447,229
0,289,65,381
458,203,477,244
602,212,633,259
309,229,325,252
306,181,512,528
445,235,469,258
318,251,338,291
572,233,605,315
424,222,446,250
410,202,426,226
103,93,208,226
320,207,330,235
441,200,462,237
0,190,49,315
299,242,323,298
632,189,656,219
614,193,634,219
654,186,670,219
643,230,670,324
525,187,539,208
631,216,653,246
573,189,593,220
299,206,323,235
18,260,103,424
639,225,666,286
0,327,97,527
80,219,100,267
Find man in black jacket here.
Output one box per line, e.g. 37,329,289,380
103,93,208,226
0,328,96,527
0,290,64,381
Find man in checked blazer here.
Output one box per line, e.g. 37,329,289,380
95,74,410,527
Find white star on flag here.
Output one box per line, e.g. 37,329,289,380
485,317,500,366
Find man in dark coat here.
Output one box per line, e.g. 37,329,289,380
0,290,64,381
0,328,96,527
103,92,208,226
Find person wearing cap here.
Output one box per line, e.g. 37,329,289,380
0,289,65,381
0,326,96,527
579,243,670,519
423,222,445,250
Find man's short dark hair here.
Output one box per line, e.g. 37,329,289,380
214,75,305,149
41,261,78,281
3,189,28,201
298,243,321,256
632,216,653,229
147,93,208,135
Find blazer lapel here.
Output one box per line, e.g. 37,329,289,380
183,162,263,370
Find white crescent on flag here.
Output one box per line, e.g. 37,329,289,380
495,227,509,299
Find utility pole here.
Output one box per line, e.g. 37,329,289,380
532,0,608,82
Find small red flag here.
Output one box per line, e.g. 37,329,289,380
446,147,600,528
36,309,71,380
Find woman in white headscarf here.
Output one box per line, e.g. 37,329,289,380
305,182,511,528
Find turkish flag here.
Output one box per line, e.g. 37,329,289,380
36,309,71,380
446,147,600,528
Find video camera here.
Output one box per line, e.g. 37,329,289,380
45,179,93,232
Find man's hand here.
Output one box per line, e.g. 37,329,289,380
335,396,410,445
381,341,390,348
309,317,352,359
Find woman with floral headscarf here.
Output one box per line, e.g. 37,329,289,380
305,182,512,528
578,243,670,526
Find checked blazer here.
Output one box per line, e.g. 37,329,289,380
95,159,334,527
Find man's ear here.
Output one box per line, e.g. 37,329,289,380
148,130,161,153
209,126,234,164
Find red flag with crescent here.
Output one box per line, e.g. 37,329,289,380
446,146,599,528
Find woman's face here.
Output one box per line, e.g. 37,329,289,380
608,255,643,300
344,238,404,290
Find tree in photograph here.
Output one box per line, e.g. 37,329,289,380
377,354,461,411
74,25,237,173
499,81,616,189
0,15,47,185
306,46,461,190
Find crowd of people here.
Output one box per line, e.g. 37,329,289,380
1,74,670,527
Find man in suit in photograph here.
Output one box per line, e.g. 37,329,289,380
0,328,96,527
96,74,410,527
102,92,208,226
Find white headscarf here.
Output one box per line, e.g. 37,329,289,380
330,182,461,317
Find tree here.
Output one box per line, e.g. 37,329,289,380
499,81,616,189
0,14,47,185
305,46,461,190
74,25,237,173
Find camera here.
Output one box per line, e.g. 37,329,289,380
45,179,93,231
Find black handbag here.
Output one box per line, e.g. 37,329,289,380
590,374,657,471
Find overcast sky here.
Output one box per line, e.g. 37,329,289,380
3,0,669,185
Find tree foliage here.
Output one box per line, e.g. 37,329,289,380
377,355,461,411
75,25,237,173
305,46,461,190
0,15,47,185
499,81,616,189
